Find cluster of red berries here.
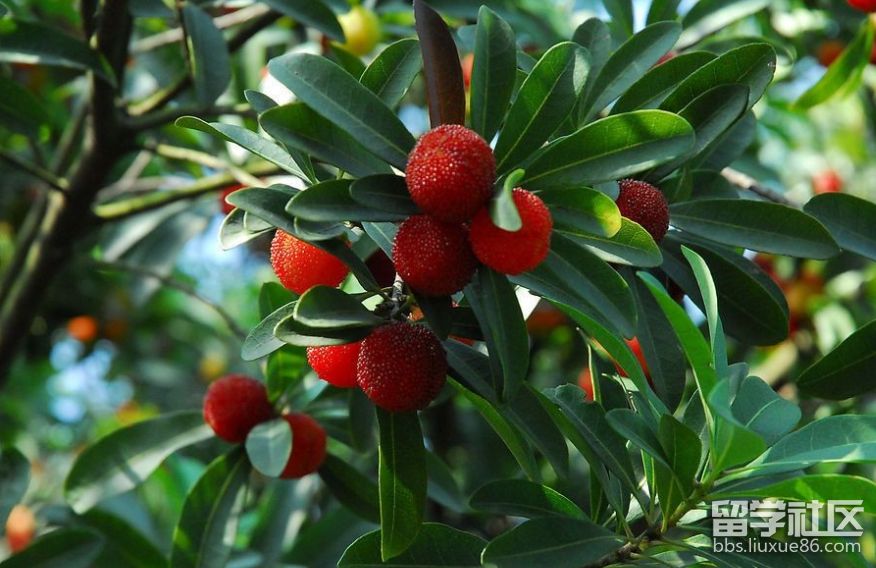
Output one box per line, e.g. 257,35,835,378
203,374,326,478
396,124,554,297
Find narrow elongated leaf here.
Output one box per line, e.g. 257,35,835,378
796,21,873,109
612,51,717,113
572,18,612,100
65,412,213,514
523,110,694,190
350,175,420,217
170,450,251,568
268,53,415,168
289,179,407,222
604,0,635,36
607,408,671,467
0,448,29,529
182,4,231,106
82,509,168,568
712,475,876,513
414,0,466,127
470,7,517,141
0,75,50,137
656,415,701,520
670,199,839,259
245,418,293,477
470,479,584,519
541,186,621,238
340,523,485,567
245,89,278,114
481,517,625,568
796,319,876,400
220,208,272,250
293,286,383,329
360,39,423,108
490,169,525,230
679,0,770,48
319,454,380,523
568,219,662,267
377,410,426,560
262,0,343,40
731,376,800,446
242,300,296,361
647,0,682,24
494,42,589,174
804,193,876,261
0,528,104,568
503,386,570,478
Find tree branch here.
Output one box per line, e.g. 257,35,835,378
721,167,797,207
0,149,69,192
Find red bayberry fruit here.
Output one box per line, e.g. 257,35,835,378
366,249,397,288
203,375,274,443
5,505,35,553
615,179,670,242
816,40,845,67
405,125,496,222
848,0,876,12
812,170,843,195
270,230,349,294
577,367,594,401
469,188,552,275
356,322,448,412
279,413,327,478
461,53,475,89
307,341,362,388
612,338,652,382
219,183,244,215
392,215,478,296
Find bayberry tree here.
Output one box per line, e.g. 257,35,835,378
2,0,876,567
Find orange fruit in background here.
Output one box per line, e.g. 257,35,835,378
461,53,474,89
577,367,594,401
66,315,99,343
812,170,843,195
816,40,845,67
5,504,36,553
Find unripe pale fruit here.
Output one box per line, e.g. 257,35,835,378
307,341,362,388
615,179,670,243
338,5,381,56
203,375,274,443
270,230,349,295
279,413,327,479
392,215,477,296
357,322,448,412
469,188,552,275
405,125,496,222
848,0,876,12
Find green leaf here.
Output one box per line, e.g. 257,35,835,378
481,517,625,568
612,51,717,114
796,319,876,400
293,286,383,329
288,179,407,222
522,110,694,190
470,479,585,519
81,509,168,568
540,186,621,238
262,0,343,40
572,18,612,100
0,528,104,568
684,241,735,375
340,523,485,567
0,447,29,529
182,4,231,106
219,208,272,250
494,42,590,174
580,21,682,121
503,386,570,478
226,185,298,235
377,409,427,561
647,0,682,24
490,169,525,231
606,408,671,468
244,89,278,114
804,193,876,261
669,199,840,259
0,74,50,137
274,314,373,347
360,39,423,108
708,381,767,475
656,415,701,521
331,44,367,77
660,44,776,112
0,19,114,84
567,218,662,267
268,53,415,169
731,376,800,446
319,453,380,523
796,21,873,110
267,345,307,403
712,474,876,513
679,0,770,48
170,450,251,568
64,411,213,514
242,300,296,361
470,7,517,141
349,175,421,217
245,418,293,477
414,0,466,127
175,116,309,179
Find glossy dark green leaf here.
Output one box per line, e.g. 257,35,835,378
182,4,231,106
523,110,694,190
0,74,49,136
796,21,873,109
219,208,271,250
268,53,415,168
0,528,103,568
362,222,398,259
656,415,701,520
503,386,570,478
414,294,453,340
262,0,344,40
606,408,670,467
65,412,213,514
494,42,589,174
244,89,278,114
572,18,612,99
712,474,876,512
170,450,251,568
804,193,876,261
470,7,517,141
350,175,420,217
319,453,380,523
425,452,467,513
288,179,406,222
699,111,756,171
330,43,367,77
0,19,114,84
339,523,485,567
679,0,769,48
670,199,839,259
225,185,298,235
360,39,423,108
612,51,717,114
470,479,585,519
541,186,621,238
245,418,293,477
796,319,876,400
266,345,306,403
82,509,167,568
647,0,682,24
481,517,624,568
0,447,29,529
377,409,427,560
242,300,296,361
293,286,383,329
414,0,466,127
731,376,800,446
568,218,662,267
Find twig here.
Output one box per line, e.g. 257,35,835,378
131,3,272,53
124,103,254,131
721,167,796,207
0,149,69,192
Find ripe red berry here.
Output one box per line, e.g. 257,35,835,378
405,124,496,222
279,413,327,479
357,322,448,412
615,179,670,243
848,0,876,12
219,183,244,215
469,188,552,275
203,375,274,443
812,170,843,195
307,341,362,388
366,249,397,288
392,215,477,296
270,230,349,294
612,338,652,382
577,367,594,401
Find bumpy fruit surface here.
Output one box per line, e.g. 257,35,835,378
392,215,477,296
405,125,496,222
357,322,448,412
219,183,244,215
270,230,349,294
469,188,552,275
307,342,362,388
280,413,327,478
338,5,381,55
615,179,670,242
203,375,274,443
848,0,876,12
